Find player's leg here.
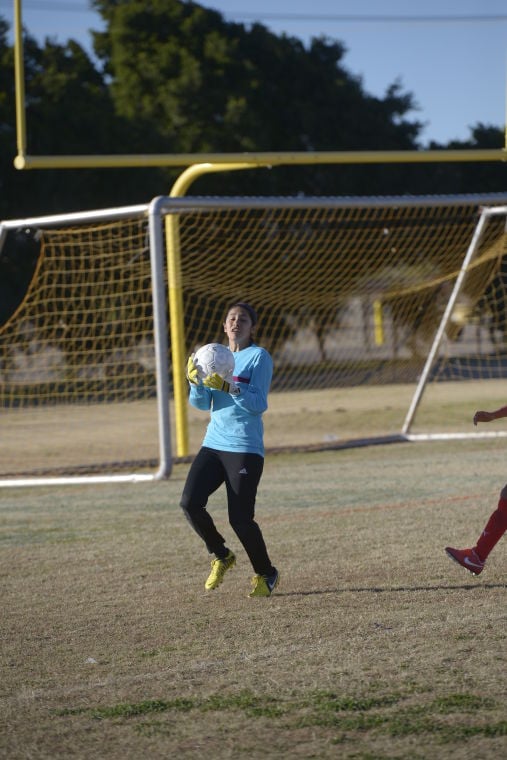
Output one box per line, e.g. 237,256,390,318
474,485,507,561
180,447,236,590
221,451,279,596
445,483,507,575
180,447,229,555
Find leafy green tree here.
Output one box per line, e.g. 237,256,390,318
0,0,505,218
422,124,507,194
0,2,505,332
91,0,422,156
0,20,166,218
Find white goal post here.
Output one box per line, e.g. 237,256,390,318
403,203,507,441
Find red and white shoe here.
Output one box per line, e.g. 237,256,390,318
445,546,485,576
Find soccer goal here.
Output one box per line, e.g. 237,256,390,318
157,193,507,455
2,193,507,485
402,202,507,441
0,202,172,486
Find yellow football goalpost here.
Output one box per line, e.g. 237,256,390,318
12,0,507,171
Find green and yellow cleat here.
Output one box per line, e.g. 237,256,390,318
204,550,236,590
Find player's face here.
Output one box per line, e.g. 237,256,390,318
223,307,254,350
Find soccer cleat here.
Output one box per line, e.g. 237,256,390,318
249,568,280,598
445,546,485,576
204,550,236,590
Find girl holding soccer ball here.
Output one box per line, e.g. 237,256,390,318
180,301,279,598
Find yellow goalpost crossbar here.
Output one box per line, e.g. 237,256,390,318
12,0,507,171
13,149,507,170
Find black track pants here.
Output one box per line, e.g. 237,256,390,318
180,447,273,575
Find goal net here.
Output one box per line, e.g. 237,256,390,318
0,204,172,485
161,194,507,453
1,194,507,485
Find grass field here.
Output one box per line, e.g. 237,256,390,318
2,436,507,758
3,379,507,477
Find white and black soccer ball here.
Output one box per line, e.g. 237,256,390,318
193,343,235,380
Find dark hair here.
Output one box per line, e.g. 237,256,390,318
227,301,258,326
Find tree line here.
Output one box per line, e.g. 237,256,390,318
0,0,506,330
0,0,505,222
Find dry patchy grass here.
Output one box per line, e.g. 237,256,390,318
3,379,507,476
1,440,507,758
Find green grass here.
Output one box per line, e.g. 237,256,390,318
49,689,507,748
1,440,507,758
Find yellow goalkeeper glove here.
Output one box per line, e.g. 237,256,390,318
186,354,201,386
203,373,239,395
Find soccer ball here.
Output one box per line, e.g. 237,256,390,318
193,343,235,380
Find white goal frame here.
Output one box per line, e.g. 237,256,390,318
402,203,507,442
0,200,172,487
2,194,507,487
152,194,507,454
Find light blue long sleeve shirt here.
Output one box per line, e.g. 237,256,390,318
189,343,273,457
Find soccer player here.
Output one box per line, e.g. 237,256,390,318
445,404,507,575
180,301,279,597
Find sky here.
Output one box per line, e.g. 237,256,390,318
3,0,507,146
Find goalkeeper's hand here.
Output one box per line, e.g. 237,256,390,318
186,354,201,386
203,373,239,395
